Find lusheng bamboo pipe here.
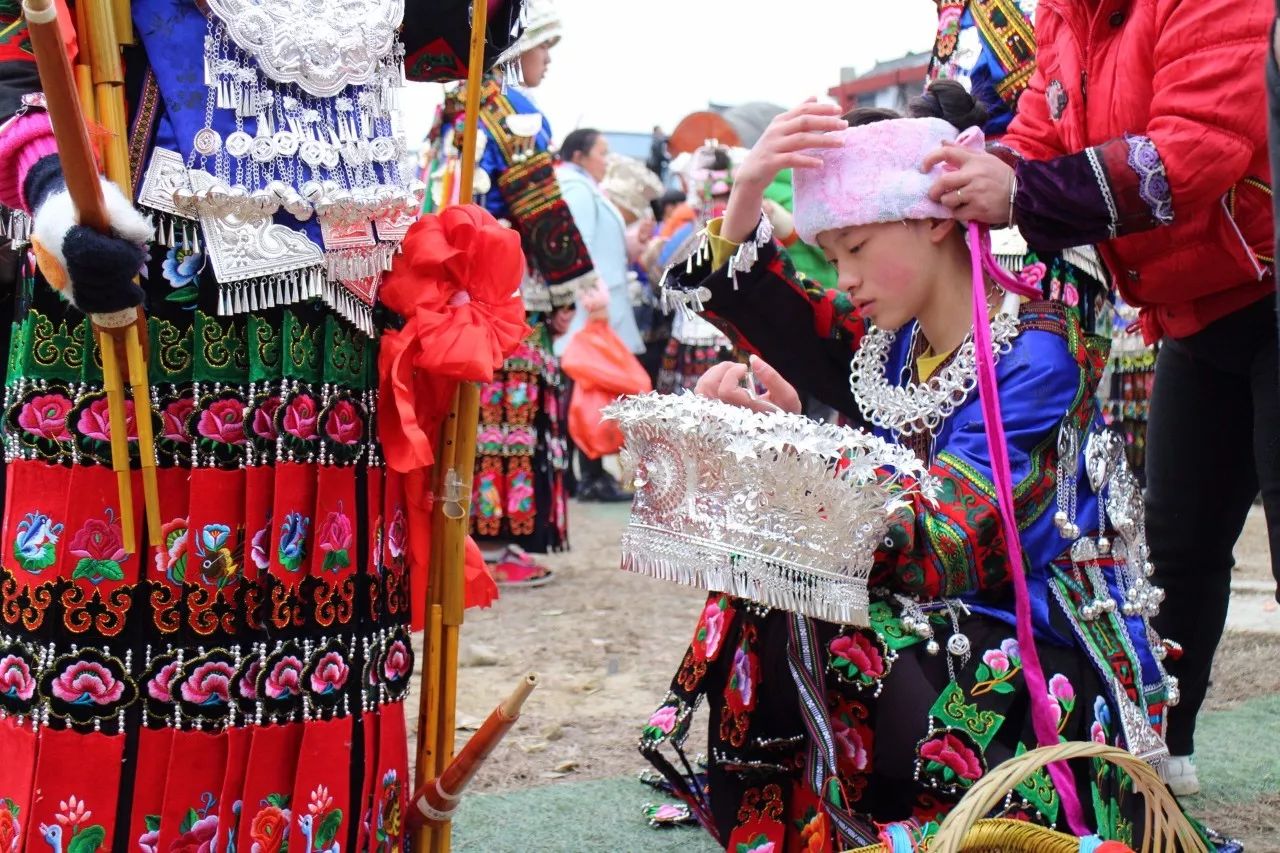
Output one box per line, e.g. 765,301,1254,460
25,0,163,547
407,673,539,832
412,1,491,851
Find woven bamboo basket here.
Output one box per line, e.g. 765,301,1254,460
846,742,1208,853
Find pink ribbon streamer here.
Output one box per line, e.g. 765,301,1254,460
967,220,1088,835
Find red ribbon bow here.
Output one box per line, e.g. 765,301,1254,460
378,204,529,473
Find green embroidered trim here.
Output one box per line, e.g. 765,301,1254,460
283,311,322,383
868,600,928,652
194,311,248,383
322,319,367,386
929,682,1004,750
22,311,89,382
149,317,192,381
248,314,282,383
1012,741,1061,823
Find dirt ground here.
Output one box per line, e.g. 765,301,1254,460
408,498,1277,845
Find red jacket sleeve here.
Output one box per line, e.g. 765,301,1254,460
1143,0,1270,212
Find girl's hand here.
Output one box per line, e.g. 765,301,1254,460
694,355,802,415
722,99,846,242
922,142,1016,225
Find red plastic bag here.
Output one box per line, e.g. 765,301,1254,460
561,318,653,459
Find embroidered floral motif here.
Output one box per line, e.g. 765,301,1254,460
317,506,354,572
147,659,181,703
972,638,1022,696
67,511,129,583
374,771,402,850
693,595,731,662
251,396,282,442
828,630,887,688
383,639,411,682
12,511,63,572
0,654,36,703
1124,133,1174,226
160,396,195,444
17,392,73,441
0,798,20,853
309,651,349,695
162,244,203,307
171,809,218,853
40,795,106,853
250,524,272,571
299,786,343,853
50,659,125,705
918,731,984,788
386,508,406,566
156,517,190,584
76,396,137,444
284,394,320,441
194,523,241,587
180,660,235,705
248,794,291,853
197,398,247,446
1048,673,1076,732
643,702,679,741
278,512,310,572
323,399,363,445
264,656,305,699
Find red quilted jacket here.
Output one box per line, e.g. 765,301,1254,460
1003,0,1274,340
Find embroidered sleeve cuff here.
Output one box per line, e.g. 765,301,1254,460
1013,135,1174,251
704,216,740,270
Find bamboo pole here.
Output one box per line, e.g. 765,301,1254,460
411,2,490,852
81,0,129,190
79,0,162,544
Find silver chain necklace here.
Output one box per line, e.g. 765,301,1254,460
850,291,1021,437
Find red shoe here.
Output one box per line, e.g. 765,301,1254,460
488,545,555,588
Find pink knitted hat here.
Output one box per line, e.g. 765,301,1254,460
792,117,962,245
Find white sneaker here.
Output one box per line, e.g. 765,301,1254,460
1162,754,1200,796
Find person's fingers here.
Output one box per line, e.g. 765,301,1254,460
749,355,801,413
782,154,826,171
772,131,847,153
781,98,841,119
920,142,974,173
928,170,969,202
773,113,847,140
694,361,736,398
716,363,750,402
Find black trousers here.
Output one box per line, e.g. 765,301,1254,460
1147,295,1280,756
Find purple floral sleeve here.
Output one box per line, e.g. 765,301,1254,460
1014,134,1174,252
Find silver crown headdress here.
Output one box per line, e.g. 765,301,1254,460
605,393,938,625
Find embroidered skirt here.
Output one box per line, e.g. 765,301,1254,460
0,248,411,852
471,322,570,554
641,593,1193,851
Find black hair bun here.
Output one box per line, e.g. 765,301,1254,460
908,80,989,133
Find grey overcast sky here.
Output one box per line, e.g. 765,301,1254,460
400,2,939,147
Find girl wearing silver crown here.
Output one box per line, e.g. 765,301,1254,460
638,81,1233,851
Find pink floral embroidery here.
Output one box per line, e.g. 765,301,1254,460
0,655,36,701
77,397,137,442
179,660,234,705
51,660,125,705
283,395,319,441
252,396,281,441
147,660,181,703
323,400,363,445
197,398,246,445
264,656,304,699
309,652,349,694
316,510,354,571
383,640,411,681
160,397,195,443
647,705,678,735
17,393,73,441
